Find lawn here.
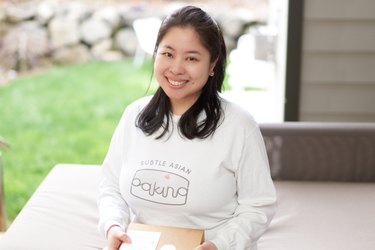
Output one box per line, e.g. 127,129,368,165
0,59,154,225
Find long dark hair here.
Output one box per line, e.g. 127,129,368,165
136,6,227,139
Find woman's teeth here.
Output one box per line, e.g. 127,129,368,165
169,79,187,86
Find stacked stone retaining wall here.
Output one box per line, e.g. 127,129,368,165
0,0,267,83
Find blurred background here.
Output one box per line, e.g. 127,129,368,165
0,0,286,122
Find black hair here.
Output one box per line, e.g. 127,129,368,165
136,5,227,139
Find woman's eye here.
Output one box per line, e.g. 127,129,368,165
187,57,197,62
162,52,172,58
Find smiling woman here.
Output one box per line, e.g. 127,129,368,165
98,5,276,250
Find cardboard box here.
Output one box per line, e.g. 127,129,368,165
127,223,204,250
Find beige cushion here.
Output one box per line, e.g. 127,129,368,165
258,181,375,250
1,164,375,250
0,164,106,250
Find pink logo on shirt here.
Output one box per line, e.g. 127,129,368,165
130,169,189,205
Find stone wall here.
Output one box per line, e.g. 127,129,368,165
0,0,267,83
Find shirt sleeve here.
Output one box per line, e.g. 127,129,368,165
210,125,277,250
97,111,131,237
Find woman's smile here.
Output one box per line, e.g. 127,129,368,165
168,78,188,87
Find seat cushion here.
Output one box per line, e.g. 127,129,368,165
258,181,375,250
0,164,107,250
1,164,375,250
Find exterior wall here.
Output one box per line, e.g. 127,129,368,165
299,0,375,121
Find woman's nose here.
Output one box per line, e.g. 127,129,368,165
169,58,185,75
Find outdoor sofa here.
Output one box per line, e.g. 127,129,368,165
0,122,374,250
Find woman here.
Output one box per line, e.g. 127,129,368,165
98,6,276,250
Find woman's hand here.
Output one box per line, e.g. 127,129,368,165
106,225,132,250
195,241,218,250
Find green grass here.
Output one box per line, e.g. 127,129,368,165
0,59,154,225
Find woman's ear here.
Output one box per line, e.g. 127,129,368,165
209,58,218,73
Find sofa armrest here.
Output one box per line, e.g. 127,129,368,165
260,122,375,182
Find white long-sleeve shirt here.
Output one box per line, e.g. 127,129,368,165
98,96,277,250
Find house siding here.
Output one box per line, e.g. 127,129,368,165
299,0,375,121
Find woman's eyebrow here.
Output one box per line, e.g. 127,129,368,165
161,45,175,50
161,45,202,55
186,50,201,55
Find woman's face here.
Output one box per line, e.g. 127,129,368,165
154,26,216,115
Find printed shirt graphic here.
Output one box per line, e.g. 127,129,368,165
130,169,189,206
118,109,240,215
